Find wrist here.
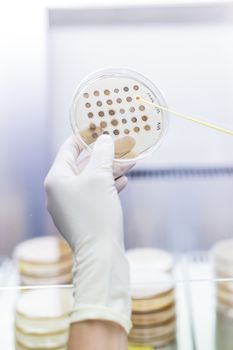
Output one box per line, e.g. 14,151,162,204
71,237,132,334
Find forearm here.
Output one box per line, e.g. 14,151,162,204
67,242,131,349
68,320,128,350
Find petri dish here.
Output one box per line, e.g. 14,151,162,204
128,267,176,348
70,68,169,162
14,236,72,265
15,289,72,349
126,248,173,274
14,236,73,285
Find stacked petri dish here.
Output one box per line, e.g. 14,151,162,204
14,288,72,350
14,236,73,286
212,239,233,316
126,249,176,349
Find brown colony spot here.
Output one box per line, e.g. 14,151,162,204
139,105,145,111
114,88,119,93
103,131,109,135
142,115,148,121
85,103,91,108
88,112,94,118
144,125,151,131
129,107,135,113
134,126,140,133
104,90,110,95
131,117,137,123
122,118,127,124
96,101,102,107
94,91,99,96
100,121,107,128
83,92,89,98
89,123,96,130
126,96,132,102
133,85,139,91
92,132,98,139
111,119,118,126
113,129,120,135
123,87,129,92
120,109,125,114
116,98,122,104
124,129,130,134
109,110,115,116
98,111,104,117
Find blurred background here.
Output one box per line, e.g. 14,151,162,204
1,2,233,349
1,0,233,256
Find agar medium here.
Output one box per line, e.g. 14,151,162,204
131,303,176,326
70,68,169,162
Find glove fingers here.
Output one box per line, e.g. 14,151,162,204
113,161,135,179
115,176,128,193
76,154,135,179
50,136,83,177
85,135,114,172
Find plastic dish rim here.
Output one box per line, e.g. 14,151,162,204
70,67,169,163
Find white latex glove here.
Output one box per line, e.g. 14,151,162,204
44,135,132,334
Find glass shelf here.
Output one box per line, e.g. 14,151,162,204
1,253,233,350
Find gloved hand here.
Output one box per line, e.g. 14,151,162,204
44,135,133,334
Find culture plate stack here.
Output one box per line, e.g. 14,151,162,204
14,288,72,350
14,236,73,286
126,249,176,349
212,239,233,316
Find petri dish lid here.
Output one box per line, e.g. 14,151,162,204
14,236,72,265
16,289,73,319
126,248,173,273
70,68,169,162
129,267,174,299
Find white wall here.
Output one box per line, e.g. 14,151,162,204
0,0,48,253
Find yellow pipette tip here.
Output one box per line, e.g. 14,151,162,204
136,96,233,137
